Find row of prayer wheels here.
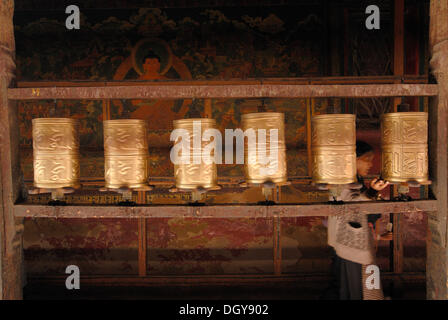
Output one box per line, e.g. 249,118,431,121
32,113,287,192
311,112,430,186
32,111,430,192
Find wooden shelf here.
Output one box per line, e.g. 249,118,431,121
16,75,429,87
8,82,438,100
14,199,437,218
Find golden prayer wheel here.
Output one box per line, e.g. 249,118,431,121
381,112,430,184
311,114,357,185
241,112,287,184
32,118,80,189
172,118,218,190
103,119,149,189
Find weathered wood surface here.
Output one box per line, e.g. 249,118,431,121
8,83,438,100
427,0,448,300
15,75,430,87
137,192,147,277
14,200,437,219
273,213,281,275
25,272,425,287
392,0,405,276
0,0,24,300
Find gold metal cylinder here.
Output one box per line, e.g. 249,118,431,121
32,118,80,189
381,112,429,183
103,119,149,189
241,112,287,184
311,114,356,185
172,118,218,190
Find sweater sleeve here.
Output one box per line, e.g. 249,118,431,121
365,187,379,200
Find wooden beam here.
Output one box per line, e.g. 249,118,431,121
138,218,147,277
15,76,430,88
25,272,425,287
306,99,313,177
14,200,437,219
391,0,405,277
427,0,448,300
0,0,24,300
394,0,405,75
7,84,438,100
203,99,212,118
137,192,147,277
273,214,282,275
393,213,403,273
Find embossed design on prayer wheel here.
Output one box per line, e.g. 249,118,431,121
172,118,218,189
381,112,429,184
32,118,80,189
241,112,287,184
311,114,356,185
103,119,149,189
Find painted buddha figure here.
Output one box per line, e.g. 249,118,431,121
139,51,168,81
131,51,172,122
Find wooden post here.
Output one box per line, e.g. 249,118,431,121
273,212,281,275
306,98,312,177
390,0,405,278
203,99,212,118
393,0,405,109
428,0,448,300
137,192,147,277
138,219,147,276
102,99,110,121
0,0,24,300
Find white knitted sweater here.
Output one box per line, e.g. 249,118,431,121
327,188,376,265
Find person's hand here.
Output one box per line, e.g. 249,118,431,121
370,178,390,191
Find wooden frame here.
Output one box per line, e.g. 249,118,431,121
1,0,447,299
14,200,437,219
8,83,438,100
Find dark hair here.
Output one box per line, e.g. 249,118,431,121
143,51,160,62
356,141,373,158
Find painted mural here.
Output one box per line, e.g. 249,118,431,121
15,4,427,276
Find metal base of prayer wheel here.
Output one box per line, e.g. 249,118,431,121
389,180,431,201
386,180,432,187
392,183,413,201
242,176,288,185
99,185,154,205
102,181,152,190
28,186,76,202
239,180,291,203
169,185,222,202
239,181,291,188
313,182,363,191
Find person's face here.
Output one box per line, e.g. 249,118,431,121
143,57,160,74
356,151,374,176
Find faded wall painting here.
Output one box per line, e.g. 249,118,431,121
15,3,427,276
